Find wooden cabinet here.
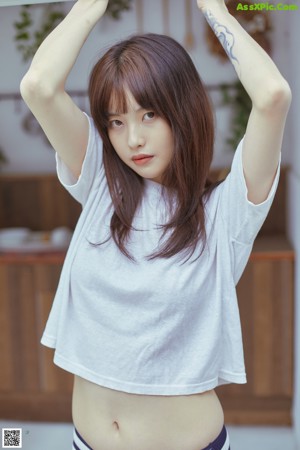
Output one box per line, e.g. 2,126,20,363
0,254,73,422
0,236,294,424
217,236,294,425
0,174,81,231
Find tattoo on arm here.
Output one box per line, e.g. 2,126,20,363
204,10,239,68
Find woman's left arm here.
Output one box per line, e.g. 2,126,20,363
197,0,292,204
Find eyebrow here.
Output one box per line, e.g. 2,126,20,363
107,106,146,117
106,112,121,118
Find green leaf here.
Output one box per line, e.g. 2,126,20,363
14,1,134,65
15,32,30,41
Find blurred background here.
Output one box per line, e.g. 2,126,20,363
0,0,299,449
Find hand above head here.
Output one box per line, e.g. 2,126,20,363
20,0,111,181
77,0,109,18
196,0,227,12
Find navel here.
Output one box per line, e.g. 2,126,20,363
113,421,120,431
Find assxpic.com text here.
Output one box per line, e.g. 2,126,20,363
236,2,298,10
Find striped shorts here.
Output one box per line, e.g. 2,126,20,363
72,425,230,450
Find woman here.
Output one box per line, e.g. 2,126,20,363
20,1,291,449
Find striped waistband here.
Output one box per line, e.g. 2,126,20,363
203,425,230,450
72,425,230,450
72,427,93,450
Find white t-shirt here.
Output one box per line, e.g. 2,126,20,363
41,113,281,395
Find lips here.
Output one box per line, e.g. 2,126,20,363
132,154,154,166
132,154,153,161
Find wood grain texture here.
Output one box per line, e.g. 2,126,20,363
0,267,15,391
0,174,81,231
0,263,73,421
218,243,294,425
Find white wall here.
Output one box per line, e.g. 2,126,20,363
286,7,300,447
0,0,291,174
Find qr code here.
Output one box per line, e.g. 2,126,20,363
2,428,22,448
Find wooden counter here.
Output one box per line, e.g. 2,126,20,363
0,251,66,264
0,235,295,424
0,249,72,422
251,235,294,260
218,235,294,425
0,235,293,263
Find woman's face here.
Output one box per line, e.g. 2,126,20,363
107,89,174,184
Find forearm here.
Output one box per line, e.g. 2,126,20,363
202,3,291,110
21,1,106,96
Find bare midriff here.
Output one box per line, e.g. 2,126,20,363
72,375,225,450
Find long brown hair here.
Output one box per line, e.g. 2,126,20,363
88,33,220,262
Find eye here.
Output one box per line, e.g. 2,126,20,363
109,119,123,128
143,111,155,121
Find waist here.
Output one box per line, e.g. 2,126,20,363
72,375,225,450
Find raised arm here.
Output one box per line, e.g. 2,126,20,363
197,0,292,204
20,0,109,179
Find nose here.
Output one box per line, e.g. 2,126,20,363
127,124,145,149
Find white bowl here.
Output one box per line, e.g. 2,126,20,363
51,227,72,246
0,227,30,244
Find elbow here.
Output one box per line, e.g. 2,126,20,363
255,79,292,113
20,71,56,105
268,80,292,110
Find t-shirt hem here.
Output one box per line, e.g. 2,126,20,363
41,333,56,349
53,351,246,396
218,369,247,384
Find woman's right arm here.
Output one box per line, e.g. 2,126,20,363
20,0,109,179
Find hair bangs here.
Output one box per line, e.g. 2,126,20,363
113,64,167,123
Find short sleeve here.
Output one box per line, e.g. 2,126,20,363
218,136,281,246
55,113,104,206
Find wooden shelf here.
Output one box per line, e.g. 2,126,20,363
0,251,66,265
251,235,294,260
